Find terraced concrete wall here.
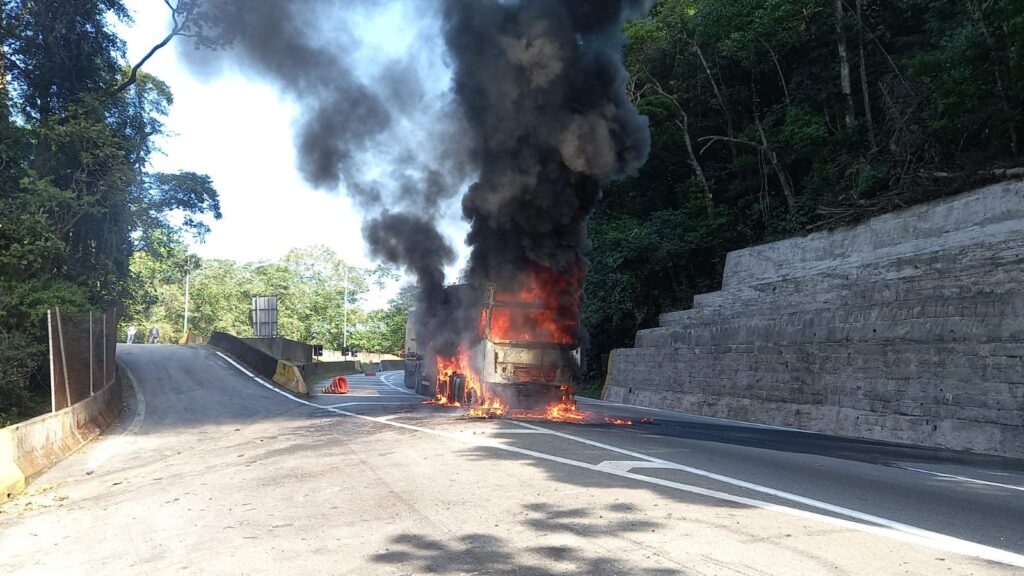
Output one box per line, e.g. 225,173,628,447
605,180,1024,458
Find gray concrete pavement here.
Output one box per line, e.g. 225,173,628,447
1,344,1022,575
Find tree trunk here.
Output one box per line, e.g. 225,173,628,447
648,78,713,208
835,0,856,127
674,114,713,209
761,39,790,106
857,0,877,151
685,33,736,158
966,0,1019,157
753,110,796,209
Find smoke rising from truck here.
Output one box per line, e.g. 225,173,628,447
178,0,652,365
424,0,652,361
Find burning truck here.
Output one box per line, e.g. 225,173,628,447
405,268,584,418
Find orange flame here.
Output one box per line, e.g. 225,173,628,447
487,265,583,346
428,349,487,408
506,399,588,424
604,417,633,426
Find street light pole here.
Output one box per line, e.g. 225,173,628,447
343,264,348,358
183,255,191,336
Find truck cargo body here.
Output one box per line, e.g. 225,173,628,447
404,284,581,406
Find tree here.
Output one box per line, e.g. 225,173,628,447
583,0,1024,378
350,286,416,355
0,0,220,422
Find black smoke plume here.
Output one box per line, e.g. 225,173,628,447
436,0,651,348
178,0,652,362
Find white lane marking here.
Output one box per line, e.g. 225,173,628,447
898,466,1024,493
485,430,553,434
580,397,806,433
379,372,420,397
217,352,272,386
515,420,1024,562
215,352,1024,569
596,461,672,472
322,401,418,409
323,389,411,393
514,421,668,462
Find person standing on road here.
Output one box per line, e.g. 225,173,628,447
126,323,137,344
148,326,160,344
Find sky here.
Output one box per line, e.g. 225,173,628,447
116,0,469,308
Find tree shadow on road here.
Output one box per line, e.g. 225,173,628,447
369,500,685,575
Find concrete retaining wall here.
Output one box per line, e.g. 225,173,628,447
241,337,312,364
1,377,121,503
380,360,405,372
605,180,1024,458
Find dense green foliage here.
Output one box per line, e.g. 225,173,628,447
584,0,1024,376
125,243,408,355
0,0,219,424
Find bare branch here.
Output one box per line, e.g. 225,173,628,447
759,39,790,106
643,76,714,207
697,136,761,156
110,0,190,97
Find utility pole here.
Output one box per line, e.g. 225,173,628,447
343,264,349,359
183,255,191,336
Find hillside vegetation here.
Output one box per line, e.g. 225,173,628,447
583,0,1024,376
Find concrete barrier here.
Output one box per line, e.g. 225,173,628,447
209,332,309,396
241,337,312,364
380,360,405,372
210,332,278,379
1,377,121,504
273,361,308,396
605,181,1024,458
298,361,362,383
178,332,207,345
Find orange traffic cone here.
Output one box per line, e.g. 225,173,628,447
321,376,349,394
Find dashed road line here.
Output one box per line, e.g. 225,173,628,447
215,351,1024,569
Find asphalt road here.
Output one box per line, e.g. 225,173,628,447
1,344,1023,575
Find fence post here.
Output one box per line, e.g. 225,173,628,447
55,306,71,409
47,309,56,413
89,310,95,396
103,311,107,388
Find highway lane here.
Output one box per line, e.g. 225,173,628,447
0,344,1021,575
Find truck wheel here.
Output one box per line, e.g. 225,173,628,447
464,386,480,408
451,374,466,406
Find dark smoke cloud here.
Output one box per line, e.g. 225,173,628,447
442,0,651,299
362,211,454,304
179,0,652,362
363,212,475,356
179,0,469,216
